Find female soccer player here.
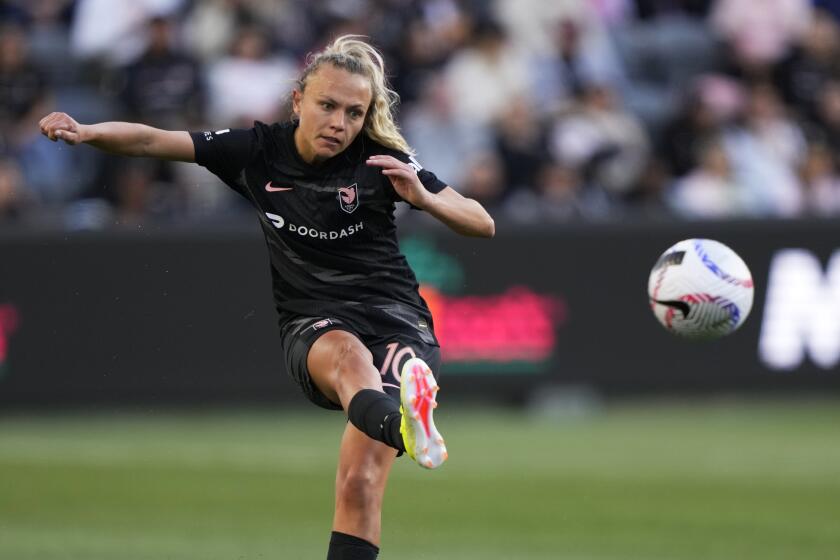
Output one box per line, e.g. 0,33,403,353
39,35,494,559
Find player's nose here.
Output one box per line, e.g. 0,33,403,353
328,111,346,131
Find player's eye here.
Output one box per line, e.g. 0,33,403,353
321,102,333,110
350,110,363,119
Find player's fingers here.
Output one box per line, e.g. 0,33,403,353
43,115,79,143
43,113,71,132
45,122,65,141
55,130,79,145
381,168,414,179
44,125,59,141
38,112,54,129
43,112,64,127
42,112,62,124
366,158,412,174
366,155,405,167
40,114,58,137
41,117,63,139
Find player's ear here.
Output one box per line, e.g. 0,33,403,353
292,89,302,117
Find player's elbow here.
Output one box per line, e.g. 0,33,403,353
468,214,494,238
482,215,495,238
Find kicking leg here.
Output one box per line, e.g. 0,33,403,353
308,330,447,468
308,330,405,451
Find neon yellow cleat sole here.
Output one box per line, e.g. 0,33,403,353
400,357,447,469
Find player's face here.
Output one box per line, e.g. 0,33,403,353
292,64,372,164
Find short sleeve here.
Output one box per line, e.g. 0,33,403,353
417,168,447,194
391,152,448,205
190,128,258,185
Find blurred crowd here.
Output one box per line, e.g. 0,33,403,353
2,0,840,229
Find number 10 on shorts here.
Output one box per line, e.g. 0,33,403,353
379,342,416,382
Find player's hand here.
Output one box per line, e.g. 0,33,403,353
366,155,430,208
39,112,86,145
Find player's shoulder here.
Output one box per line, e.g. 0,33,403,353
363,135,424,171
247,120,296,160
252,120,293,145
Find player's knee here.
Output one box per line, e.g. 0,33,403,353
336,467,381,512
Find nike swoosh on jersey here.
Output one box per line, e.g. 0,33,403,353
265,181,294,192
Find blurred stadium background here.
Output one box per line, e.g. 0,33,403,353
1,0,840,558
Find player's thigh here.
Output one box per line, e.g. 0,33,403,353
308,329,384,406
279,316,362,410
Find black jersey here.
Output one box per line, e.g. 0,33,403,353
190,121,447,345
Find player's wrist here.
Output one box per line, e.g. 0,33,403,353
76,123,94,144
412,189,434,210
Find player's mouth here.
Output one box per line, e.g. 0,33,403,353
319,135,342,149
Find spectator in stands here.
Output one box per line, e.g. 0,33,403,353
0,23,49,139
87,16,205,226
711,0,812,81
494,0,610,58
184,0,300,63
206,24,296,128
775,8,840,122
442,18,531,128
800,141,840,216
120,15,205,130
492,95,550,194
504,161,612,222
549,82,650,206
613,0,718,127
721,82,805,216
69,0,187,66
392,1,470,104
813,80,840,158
0,22,86,206
458,151,507,210
659,75,743,177
0,157,25,221
402,75,487,193
668,136,749,218
20,0,76,87
624,157,672,217
532,16,626,114
110,159,177,227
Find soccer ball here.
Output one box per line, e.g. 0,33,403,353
648,239,754,339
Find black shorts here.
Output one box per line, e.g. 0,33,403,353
279,314,442,410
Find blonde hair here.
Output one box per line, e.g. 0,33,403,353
297,35,414,155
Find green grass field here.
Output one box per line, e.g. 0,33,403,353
1,399,839,560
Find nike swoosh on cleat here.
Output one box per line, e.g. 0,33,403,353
653,299,691,318
265,182,294,192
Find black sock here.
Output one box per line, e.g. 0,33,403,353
327,531,379,560
347,389,404,452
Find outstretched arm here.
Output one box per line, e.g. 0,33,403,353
39,112,195,162
366,154,495,238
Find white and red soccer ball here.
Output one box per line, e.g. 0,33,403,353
648,239,754,340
